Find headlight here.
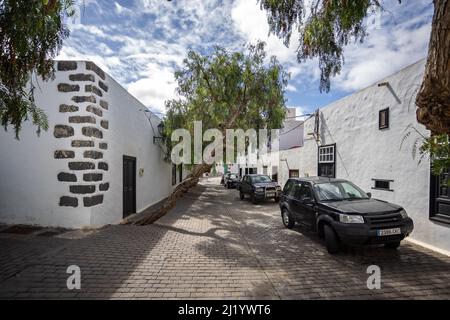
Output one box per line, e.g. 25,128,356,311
400,209,408,219
255,187,264,193
339,214,364,224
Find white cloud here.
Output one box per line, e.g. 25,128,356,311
231,0,432,94
334,17,431,91
57,0,433,111
127,64,177,113
231,0,297,64
286,84,297,92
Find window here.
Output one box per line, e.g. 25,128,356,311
297,183,312,201
318,144,336,178
379,108,389,130
314,181,369,201
251,175,272,183
283,180,294,195
289,170,299,178
263,166,268,175
172,164,177,186
372,179,393,191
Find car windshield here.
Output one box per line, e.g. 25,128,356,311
251,175,272,183
314,181,369,201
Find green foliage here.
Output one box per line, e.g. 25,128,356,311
163,42,288,164
401,124,450,177
258,0,401,92
0,0,73,138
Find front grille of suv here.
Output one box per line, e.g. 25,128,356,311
365,212,403,230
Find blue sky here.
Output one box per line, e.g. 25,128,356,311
59,0,434,118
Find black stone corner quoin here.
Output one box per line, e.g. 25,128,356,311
55,60,110,208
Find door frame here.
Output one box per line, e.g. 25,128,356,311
123,155,137,218
430,169,450,225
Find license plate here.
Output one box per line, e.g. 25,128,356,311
377,228,401,236
266,192,275,197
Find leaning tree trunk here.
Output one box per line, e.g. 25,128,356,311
133,163,213,225
416,0,450,134
132,106,244,225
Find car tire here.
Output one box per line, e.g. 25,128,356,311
240,192,244,200
250,194,258,204
281,208,294,229
324,225,340,254
384,241,401,249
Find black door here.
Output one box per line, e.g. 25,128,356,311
242,175,251,194
289,183,303,221
430,169,450,223
123,156,136,218
298,183,316,229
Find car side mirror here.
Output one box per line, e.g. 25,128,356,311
303,197,315,204
367,192,372,198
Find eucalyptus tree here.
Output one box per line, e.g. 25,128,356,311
0,0,74,137
135,42,288,225
258,0,450,134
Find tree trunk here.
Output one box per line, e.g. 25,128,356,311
133,163,213,225
416,0,450,134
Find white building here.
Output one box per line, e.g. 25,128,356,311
270,59,450,254
0,61,173,229
238,107,304,177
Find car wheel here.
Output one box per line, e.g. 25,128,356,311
250,194,258,204
281,208,294,229
324,225,340,254
384,241,401,249
240,192,244,200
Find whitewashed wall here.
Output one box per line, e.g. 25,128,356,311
92,73,172,226
298,59,449,253
0,60,172,228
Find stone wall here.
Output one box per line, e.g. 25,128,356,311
54,61,110,209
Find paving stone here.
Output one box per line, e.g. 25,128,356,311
0,177,449,300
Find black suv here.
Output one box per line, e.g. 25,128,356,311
279,177,414,254
225,174,241,189
240,174,281,203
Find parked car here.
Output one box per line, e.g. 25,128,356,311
279,177,414,254
225,174,241,189
239,174,281,203
220,172,231,185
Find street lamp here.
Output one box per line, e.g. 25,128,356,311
153,122,165,144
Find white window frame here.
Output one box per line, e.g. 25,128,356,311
318,145,335,164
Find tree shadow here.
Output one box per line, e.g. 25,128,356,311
1,179,449,299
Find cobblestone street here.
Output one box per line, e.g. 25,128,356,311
0,177,449,299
